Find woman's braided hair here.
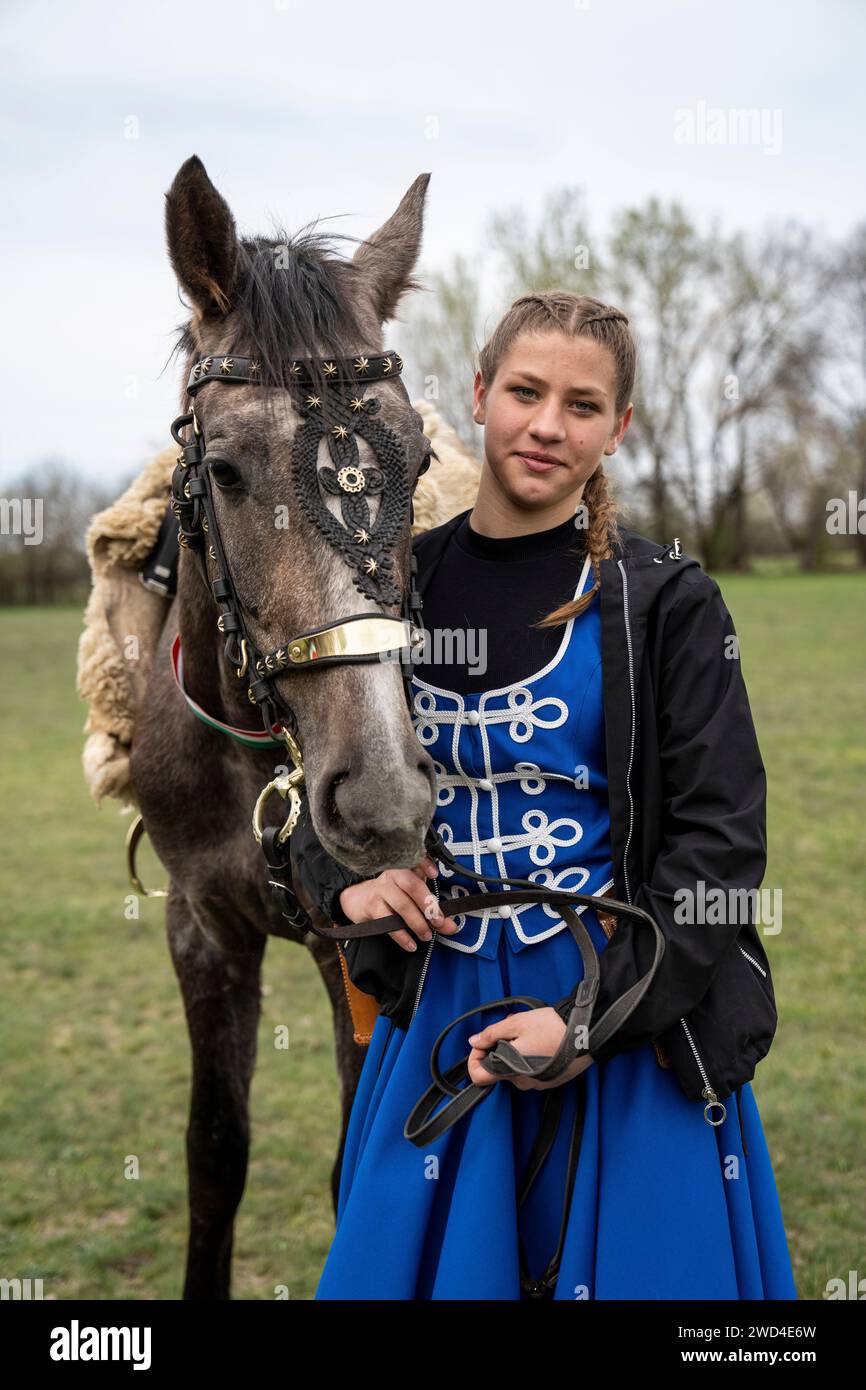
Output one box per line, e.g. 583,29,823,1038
476,292,636,627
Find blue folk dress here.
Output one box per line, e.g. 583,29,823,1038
315,550,797,1301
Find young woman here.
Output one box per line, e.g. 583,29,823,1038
296,292,797,1301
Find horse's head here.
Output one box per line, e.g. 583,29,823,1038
164,155,436,876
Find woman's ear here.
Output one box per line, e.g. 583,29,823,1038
472,370,487,425
605,402,633,455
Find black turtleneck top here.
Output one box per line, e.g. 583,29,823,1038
412,510,590,694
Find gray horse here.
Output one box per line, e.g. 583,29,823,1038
131,155,436,1298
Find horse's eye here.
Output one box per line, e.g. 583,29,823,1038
207,457,243,490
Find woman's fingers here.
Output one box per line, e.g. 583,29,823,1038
467,1047,503,1086
338,874,426,950
465,1016,522,1086
467,1016,522,1050
377,874,441,950
341,862,456,953
384,866,459,945
388,925,420,952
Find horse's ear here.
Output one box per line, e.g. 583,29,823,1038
165,155,239,320
352,172,430,324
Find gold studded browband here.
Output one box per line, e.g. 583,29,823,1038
185,350,405,394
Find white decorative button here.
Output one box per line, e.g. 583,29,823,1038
498,905,512,917
486,836,502,851
466,710,480,725
479,778,493,791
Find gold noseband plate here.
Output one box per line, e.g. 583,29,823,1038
284,615,423,667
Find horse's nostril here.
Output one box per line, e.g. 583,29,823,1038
328,769,350,821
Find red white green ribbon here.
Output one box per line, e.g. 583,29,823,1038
170,633,286,747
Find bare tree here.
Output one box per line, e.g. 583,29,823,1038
697,221,829,568
401,252,483,448
607,197,713,541
0,460,121,603
816,222,866,566
486,185,602,306
757,403,847,571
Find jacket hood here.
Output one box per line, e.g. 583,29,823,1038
601,524,703,681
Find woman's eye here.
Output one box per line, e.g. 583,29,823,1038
511,385,595,411
208,458,243,490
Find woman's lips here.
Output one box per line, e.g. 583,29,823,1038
517,453,562,474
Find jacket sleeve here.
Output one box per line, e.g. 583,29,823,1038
573,569,768,1064
287,795,368,930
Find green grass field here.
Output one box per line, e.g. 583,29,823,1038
1,577,864,1300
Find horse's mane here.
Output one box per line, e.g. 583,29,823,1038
165,223,372,399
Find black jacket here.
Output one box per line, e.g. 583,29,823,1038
290,510,779,1106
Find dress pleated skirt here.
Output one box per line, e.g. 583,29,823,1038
315,911,798,1301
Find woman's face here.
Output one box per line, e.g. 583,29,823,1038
472,329,632,517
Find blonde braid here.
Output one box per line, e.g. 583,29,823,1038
532,465,622,629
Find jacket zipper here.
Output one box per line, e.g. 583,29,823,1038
617,558,727,1129
679,1015,727,1126
739,945,767,977
410,874,440,1022
616,561,637,906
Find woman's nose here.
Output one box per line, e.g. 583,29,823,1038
529,405,566,438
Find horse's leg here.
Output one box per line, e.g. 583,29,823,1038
166,886,265,1300
306,936,367,1215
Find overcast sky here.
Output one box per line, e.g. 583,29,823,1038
1,0,863,486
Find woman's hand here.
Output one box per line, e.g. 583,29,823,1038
337,858,460,952
467,1007,595,1091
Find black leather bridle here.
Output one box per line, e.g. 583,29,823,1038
169,347,430,844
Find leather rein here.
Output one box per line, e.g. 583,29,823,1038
313,842,666,1301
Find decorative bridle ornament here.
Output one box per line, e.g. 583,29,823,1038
168,348,431,850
